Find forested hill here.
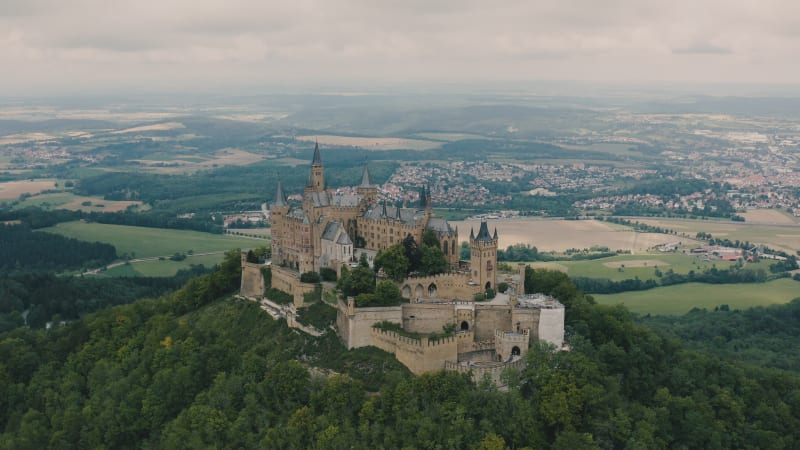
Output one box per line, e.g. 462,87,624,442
1,258,799,448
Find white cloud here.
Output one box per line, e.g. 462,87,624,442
1,0,799,95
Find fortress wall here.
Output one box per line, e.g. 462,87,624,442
402,303,455,334
537,307,565,348
496,330,530,361
473,305,513,341
368,328,458,375
400,273,480,300
444,359,525,387
457,349,496,363
240,261,264,298
456,330,475,353
511,308,540,334
337,301,402,349
271,266,317,307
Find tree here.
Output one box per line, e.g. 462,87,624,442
420,245,447,276
402,234,422,269
374,281,403,306
373,244,409,282
339,265,375,297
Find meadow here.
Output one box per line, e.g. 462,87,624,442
594,278,800,315
13,191,145,212
103,253,228,277
636,217,800,254
43,221,259,259
450,218,696,252
525,252,774,282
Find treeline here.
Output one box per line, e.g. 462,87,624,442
572,266,778,294
0,265,211,333
0,224,117,273
2,207,223,234
0,263,799,447
497,243,619,262
640,299,800,372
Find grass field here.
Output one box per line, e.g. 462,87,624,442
594,278,800,315
635,217,800,254
526,253,773,282
450,218,699,252
14,192,145,212
43,221,260,259
104,254,227,277
0,179,59,200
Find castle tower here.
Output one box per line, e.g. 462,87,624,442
357,161,378,205
470,221,498,291
309,141,325,193
270,179,290,266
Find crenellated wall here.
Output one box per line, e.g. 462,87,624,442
336,298,402,349
369,328,458,374
444,359,525,387
495,329,530,361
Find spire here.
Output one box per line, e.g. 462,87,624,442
273,179,287,207
311,140,322,166
470,227,475,240
381,199,388,217
395,204,401,220
476,221,492,242
360,161,372,187
419,186,427,208
493,227,498,240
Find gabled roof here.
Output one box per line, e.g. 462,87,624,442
336,233,353,245
426,217,454,235
321,221,341,241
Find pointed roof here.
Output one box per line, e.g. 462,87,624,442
419,186,427,208
493,228,498,240
475,221,493,242
359,162,373,187
470,227,475,240
273,180,287,207
381,199,388,217
311,141,322,166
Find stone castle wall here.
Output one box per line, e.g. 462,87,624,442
336,299,402,349
402,303,456,334
370,328,458,375
240,260,265,298
537,307,566,348
271,266,318,307
400,273,480,301
473,304,513,341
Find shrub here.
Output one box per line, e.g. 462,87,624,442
320,267,338,282
300,271,321,283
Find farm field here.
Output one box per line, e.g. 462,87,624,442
296,135,441,151
594,278,800,315
13,192,145,212
450,218,698,252
104,253,227,277
634,217,800,254
525,253,773,282
0,179,59,200
42,221,260,259
739,209,798,224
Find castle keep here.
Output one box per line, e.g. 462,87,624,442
241,144,565,382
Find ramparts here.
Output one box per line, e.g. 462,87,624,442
444,358,526,387
369,327,458,375
400,273,480,300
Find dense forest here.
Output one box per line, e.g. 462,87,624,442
0,224,117,273
1,255,799,448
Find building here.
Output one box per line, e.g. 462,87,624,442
241,144,565,383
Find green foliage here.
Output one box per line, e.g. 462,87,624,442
260,267,272,290
355,281,403,307
296,302,337,329
337,265,375,298
0,224,117,273
497,282,509,293
419,245,447,276
373,244,409,282
319,267,337,282
266,288,293,305
300,271,321,283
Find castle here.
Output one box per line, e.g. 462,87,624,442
240,144,565,383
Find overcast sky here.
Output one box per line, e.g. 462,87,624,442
2,0,800,96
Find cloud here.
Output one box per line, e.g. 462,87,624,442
1,0,799,94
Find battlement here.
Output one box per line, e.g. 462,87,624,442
495,329,530,343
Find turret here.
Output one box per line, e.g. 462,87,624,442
470,221,498,291
357,160,378,205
